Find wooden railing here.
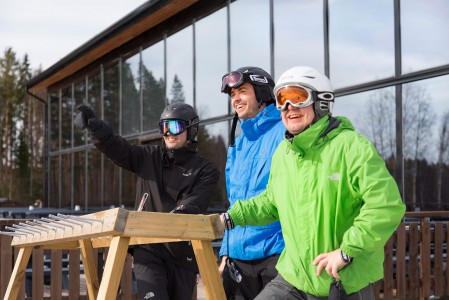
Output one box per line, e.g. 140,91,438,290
1,212,448,300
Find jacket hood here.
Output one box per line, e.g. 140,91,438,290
286,116,355,155
240,104,282,141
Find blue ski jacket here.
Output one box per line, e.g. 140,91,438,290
219,104,285,260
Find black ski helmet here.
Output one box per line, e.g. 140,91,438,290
160,102,199,141
221,67,275,147
221,66,276,106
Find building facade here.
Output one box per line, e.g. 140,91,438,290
26,0,449,211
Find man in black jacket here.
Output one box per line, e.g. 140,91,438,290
74,102,220,300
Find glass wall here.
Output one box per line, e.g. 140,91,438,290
274,0,324,79
46,0,449,212
329,0,395,88
401,0,449,73
142,41,165,132
402,75,449,210
196,8,228,119
122,53,141,136
166,27,193,106
230,0,270,72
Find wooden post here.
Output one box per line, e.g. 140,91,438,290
3,247,33,300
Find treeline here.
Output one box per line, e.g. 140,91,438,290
0,47,44,205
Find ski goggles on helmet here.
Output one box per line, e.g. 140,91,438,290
275,85,334,111
159,119,187,136
221,71,245,94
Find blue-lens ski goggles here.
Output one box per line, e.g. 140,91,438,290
159,119,187,136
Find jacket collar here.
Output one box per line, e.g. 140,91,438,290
240,104,281,141
163,141,197,166
286,116,354,155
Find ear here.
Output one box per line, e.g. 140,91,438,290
189,127,198,141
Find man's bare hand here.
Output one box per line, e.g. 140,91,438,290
312,249,347,279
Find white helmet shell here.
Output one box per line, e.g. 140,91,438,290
274,66,333,95
274,66,334,120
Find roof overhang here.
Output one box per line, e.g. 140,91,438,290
26,0,199,92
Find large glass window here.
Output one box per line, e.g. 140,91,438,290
329,0,394,88
87,150,102,209
49,93,59,152
197,121,229,209
403,75,449,211
87,72,102,120
49,156,59,207
122,53,141,136
401,0,449,73
230,0,270,71
333,87,396,162
142,41,166,131
74,79,87,147
61,153,72,208
196,8,228,119
274,0,324,78
73,150,86,210
104,63,120,133
167,27,193,106
61,87,73,149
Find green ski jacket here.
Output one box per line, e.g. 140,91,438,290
228,115,405,296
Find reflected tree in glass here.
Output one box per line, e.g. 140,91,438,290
436,111,449,207
141,65,165,130
104,64,120,133
122,61,140,135
403,83,436,209
170,75,185,104
61,87,72,149
197,124,228,209
361,89,396,161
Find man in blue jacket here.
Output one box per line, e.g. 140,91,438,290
219,66,285,299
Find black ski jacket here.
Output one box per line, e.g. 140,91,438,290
92,121,220,272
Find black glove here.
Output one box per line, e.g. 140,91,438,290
74,105,101,132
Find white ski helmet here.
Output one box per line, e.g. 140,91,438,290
274,66,334,120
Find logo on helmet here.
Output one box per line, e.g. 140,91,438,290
249,75,268,84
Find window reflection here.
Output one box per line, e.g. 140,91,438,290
230,0,270,71
74,79,86,146
49,156,59,207
197,122,229,209
196,8,228,119
49,93,59,152
61,153,71,208
61,87,72,149
329,0,394,88
73,151,86,210
401,0,449,73
104,64,120,133
167,27,193,106
88,150,102,208
142,41,166,131
88,72,102,120
122,53,141,136
274,0,324,78
333,88,396,161
403,75,449,211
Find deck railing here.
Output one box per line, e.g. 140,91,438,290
0,211,448,300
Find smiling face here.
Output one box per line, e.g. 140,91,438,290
230,82,265,120
281,103,315,135
163,130,188,149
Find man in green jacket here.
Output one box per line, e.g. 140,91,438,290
221,66,405,299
